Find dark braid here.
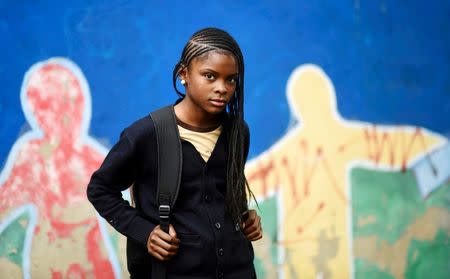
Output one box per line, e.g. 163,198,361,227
172,27,256,223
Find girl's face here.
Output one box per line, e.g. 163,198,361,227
180,51,238,116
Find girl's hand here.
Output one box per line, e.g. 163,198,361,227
147,224,180,261
242,209,263,241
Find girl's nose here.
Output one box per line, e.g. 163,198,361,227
215,80,228,94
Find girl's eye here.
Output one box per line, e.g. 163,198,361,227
205,73,214,80
228,77,237,84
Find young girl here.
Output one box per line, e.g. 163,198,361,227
87,27,262,279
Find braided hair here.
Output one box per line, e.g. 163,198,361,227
172,27,256,223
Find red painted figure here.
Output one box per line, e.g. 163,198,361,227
0,58,118,278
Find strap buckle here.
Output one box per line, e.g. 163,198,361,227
159,205,170,219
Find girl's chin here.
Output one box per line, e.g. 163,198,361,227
205,106,226,115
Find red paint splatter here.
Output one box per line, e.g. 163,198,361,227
363,125,433,172
248,157,278,197
66,263,87,279
297,201,325,234
281,156,300,203
51,270,63,279
87,225,114,278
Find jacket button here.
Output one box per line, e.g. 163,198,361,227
204,195,211,202
215,222,221,229
218,248,224,256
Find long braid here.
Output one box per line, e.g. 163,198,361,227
172,28,256,223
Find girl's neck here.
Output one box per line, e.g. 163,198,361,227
174,98,222,129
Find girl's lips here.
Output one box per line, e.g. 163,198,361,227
209,99,226,107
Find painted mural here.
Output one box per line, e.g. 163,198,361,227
1,59,448,279
246,65,450,279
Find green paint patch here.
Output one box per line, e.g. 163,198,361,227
352,167,450,278
352,168,423,243
251,195,278,278
355,258,395,279
426,182,450,209
254,257,266,278
0,211,30,266
405,229,450,279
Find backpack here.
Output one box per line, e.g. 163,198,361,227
126,105,182,279
150,105,183,279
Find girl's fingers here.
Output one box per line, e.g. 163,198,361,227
244,210,256,222
244,215,261,234
242,212,263,241
151,234,178,251
149,244,166,260
155,228,175,243
147,225,180,260
150,251,164,261
169,225,180,245
155,226,180,245
150,236,179,258
169,224,179,239
246,230,263,241
151,243,177,260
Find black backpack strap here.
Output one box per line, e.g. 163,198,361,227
150,105,183,279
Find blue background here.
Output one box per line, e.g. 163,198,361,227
1,0,449,164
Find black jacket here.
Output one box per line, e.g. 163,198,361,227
86,107,255,279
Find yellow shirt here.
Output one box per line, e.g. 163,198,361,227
177,121,222,162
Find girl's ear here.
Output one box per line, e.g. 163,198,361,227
178,64,188,81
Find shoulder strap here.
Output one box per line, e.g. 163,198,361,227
150,105,183,279
150,105,183,230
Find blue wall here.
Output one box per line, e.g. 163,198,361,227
1,0,449,163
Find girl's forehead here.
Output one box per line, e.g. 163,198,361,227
190,51,238,70
196,49,233,59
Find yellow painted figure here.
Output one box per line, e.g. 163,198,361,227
246,65,447,279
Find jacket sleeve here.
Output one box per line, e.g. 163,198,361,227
87,130,155,246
